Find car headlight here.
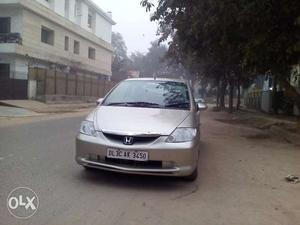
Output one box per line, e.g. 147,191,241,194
166,128,197,143
80,120,97,137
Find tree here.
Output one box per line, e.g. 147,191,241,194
240,0,300,112
131,41,167,77
141,0,300,112
141,0,248,111
111,32,130,80
130,41,186,79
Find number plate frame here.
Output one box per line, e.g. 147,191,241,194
106,148,149,161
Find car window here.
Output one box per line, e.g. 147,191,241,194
103,80,190,110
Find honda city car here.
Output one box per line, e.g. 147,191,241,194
76,78,206,181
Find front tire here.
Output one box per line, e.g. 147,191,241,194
184,167,198,181
83,166,95,171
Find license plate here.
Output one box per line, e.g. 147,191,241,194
107,148,148,161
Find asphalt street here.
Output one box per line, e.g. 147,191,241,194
0,111,299,225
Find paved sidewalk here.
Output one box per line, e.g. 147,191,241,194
0,106,39,117
0,100,96,114
212,109,300,146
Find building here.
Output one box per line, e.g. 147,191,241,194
290,63,300,115
0,0,115,100
291,64,300,88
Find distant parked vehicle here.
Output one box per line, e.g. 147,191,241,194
194,98,208,110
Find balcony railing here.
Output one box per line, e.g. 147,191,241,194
0,33,22,44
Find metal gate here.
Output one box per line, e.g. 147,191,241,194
0,77,28,100
0,64,28,100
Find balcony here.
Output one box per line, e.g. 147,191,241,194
0,33,23,54
0,33,22,44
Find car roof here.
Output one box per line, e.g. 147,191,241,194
124,77,187,83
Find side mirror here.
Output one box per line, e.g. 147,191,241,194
197,102,207,111
96,98,104,106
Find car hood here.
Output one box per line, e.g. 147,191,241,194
94,106,190,136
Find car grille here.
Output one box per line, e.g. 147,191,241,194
103,133,159,144
104,157,163,169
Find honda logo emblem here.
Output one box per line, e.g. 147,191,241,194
123,136,134,145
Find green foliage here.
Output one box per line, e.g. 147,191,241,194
141,0,300,111
111,32,185,80
141,0,300,81
130,41,167,77
130,41,186,78
111,32,130,77
240,0,300,77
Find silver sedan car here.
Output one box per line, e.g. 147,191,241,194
76,78,205,181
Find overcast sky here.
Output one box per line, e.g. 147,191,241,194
92,0,158,54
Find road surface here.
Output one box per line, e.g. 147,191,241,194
0,110,299,225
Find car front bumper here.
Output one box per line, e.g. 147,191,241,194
75,132,199,177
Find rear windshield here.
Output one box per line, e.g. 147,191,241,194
103,80,190,110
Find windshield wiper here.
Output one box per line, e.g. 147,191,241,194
106,102,162,108
129,102,162,107
165,102,190,109
106,102,130,106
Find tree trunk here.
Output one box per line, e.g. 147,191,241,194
220,79,227,109
272,75,278,114
229,80,234,113
216,79,220,110
236,79,241,110
278,77,300,114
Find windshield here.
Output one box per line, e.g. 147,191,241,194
103,80,190,110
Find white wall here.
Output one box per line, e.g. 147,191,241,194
68,0,76,23
291,64,300,87
35,0,65,17
80,1,89,30
0,55,28,79
81,1,113,43
14,57,28,79
35,0,50,8
21,8,113,75
0,7,23,33
0,55,13,78
34,0,113,44
35,0,55,9
95,13,112,43
0,6,25,79
53,0,65,17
